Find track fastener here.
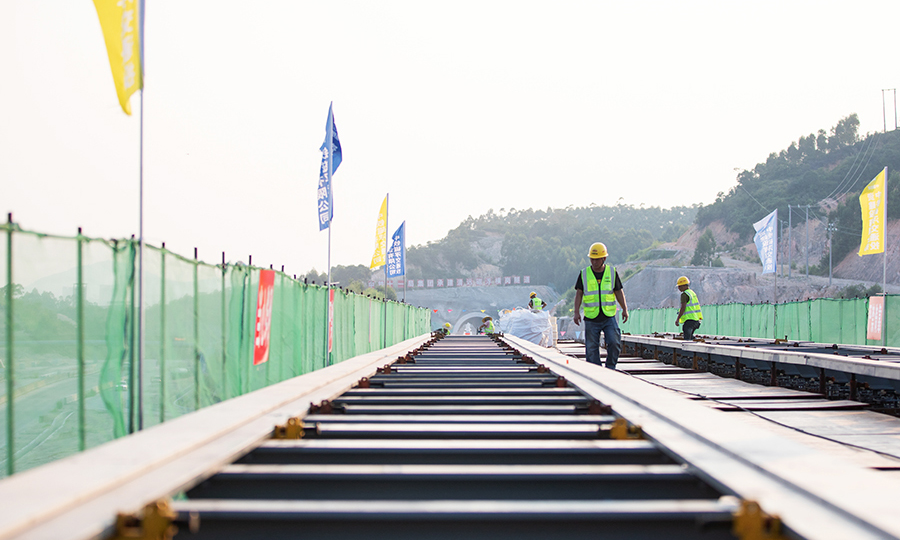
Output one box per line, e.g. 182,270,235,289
588,400,612,415
272,417,305,439
732,500,788,540
609,418,643,440
112,500,178,540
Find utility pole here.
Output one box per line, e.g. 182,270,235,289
805,205,810,279
788,205,792,278
827,222,837,286
883,89,887,133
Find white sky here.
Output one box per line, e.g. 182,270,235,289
2,1,898,278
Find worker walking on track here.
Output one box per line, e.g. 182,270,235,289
675,276,703,341
573,242,628,369
528,292,547,311
479,316,495,335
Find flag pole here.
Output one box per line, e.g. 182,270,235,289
403,224,408,337
326,226,332,366
136,1,146,432
325,110,332,367
136,88,144,432
884,166,889,347
384,194,389,349
319,102,339,367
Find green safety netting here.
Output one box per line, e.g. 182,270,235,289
628,295,898,346
0,224,430,478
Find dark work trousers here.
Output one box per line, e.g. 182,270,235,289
682,319,701,341
584,316,621,369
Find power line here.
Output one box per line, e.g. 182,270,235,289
830,134,881,202
825,135,875,199
821,133,875,202
737,184,769,212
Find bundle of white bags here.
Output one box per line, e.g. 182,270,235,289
498,308,552,347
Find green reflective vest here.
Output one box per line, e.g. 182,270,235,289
582,265,616,319
530,297,543,311
484,320,495,333
679,288,703,323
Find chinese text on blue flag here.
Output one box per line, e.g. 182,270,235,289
753,209,777,274
317,103,342,230
387,222,406,278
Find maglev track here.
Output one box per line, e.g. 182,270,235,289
175,335,736,540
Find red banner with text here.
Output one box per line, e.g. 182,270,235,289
253,270,275,365
867,295,884,341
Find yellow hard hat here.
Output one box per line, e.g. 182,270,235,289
444,322,451,329
529,292,537,298
677,276,690,286
588,242,608,258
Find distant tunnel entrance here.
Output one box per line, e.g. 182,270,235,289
452,312,490,335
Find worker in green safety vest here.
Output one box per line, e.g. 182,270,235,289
479,316,495,335
675,275,703,341
528,292,547,311
573,242,628,369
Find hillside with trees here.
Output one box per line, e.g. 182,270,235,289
405,205,696,291
301,114,900,296
695,115,900,270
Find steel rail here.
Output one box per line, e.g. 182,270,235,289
0,335,434,540
508,335,900,540
625,334,900,381
4,333,898,539
168,334,738,540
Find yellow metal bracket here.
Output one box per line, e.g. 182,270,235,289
609,418,644,439
272,417,305,439
733,500,789,540
112,500,178,540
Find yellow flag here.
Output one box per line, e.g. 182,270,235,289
369,196,388,269
93,0,143,115
859,167,887,256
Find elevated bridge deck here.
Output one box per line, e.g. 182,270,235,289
1,335,900,539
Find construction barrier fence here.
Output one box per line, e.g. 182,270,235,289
628,295,898,346
0,222,431,477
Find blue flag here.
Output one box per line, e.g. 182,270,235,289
317,103,342,231
753,209,777,274
387,221,405,278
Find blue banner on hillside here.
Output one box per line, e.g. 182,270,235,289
387,221,405,278
753,209,777,274
317,102,342,231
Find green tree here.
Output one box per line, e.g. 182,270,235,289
331,265,373,286
346,280,366,294
691,229,717,266
299,268,326,284
364,286,397,301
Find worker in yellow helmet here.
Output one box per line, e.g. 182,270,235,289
479,316,495,335
573,242,628,369
437,322,452,336
528,292,547,311
675,276,703,341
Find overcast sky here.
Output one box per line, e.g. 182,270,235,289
2,1,898,278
